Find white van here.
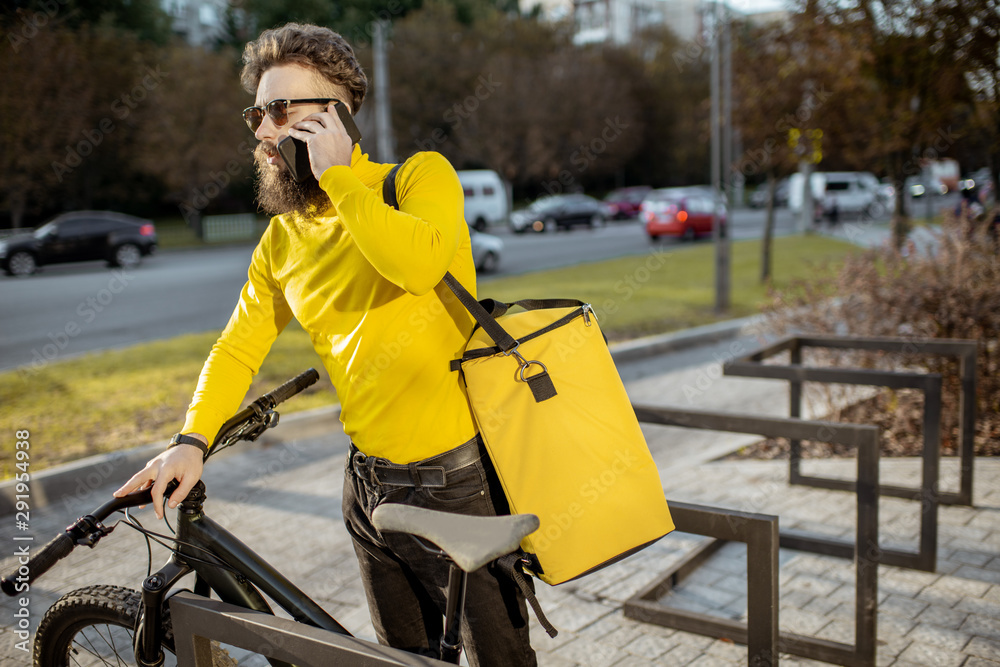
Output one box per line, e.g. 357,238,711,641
820,171,880,216
457,170,508,231
789,171,880,217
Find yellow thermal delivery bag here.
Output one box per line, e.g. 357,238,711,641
448,286,675,585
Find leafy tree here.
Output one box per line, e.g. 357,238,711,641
130,45,253,230
2,0,173,47
0,25,163,227
389,4,643,195
732,19,811,282
813,0,971,247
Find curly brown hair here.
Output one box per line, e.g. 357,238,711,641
241,23,368,114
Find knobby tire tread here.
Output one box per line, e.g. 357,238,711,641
33,584,235,667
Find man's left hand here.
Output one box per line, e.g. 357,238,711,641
287,102,354,180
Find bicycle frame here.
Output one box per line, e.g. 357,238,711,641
133,479,351,665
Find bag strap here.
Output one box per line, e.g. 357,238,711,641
382,161,519,353
496,553,559,638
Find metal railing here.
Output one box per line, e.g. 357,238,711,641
725,334,979,573
170,592,446,666
628,406,880,667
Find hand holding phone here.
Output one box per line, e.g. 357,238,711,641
278,101,362,182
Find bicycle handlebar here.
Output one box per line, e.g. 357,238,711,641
264,367,320,407
0,369,319,596
0,488,155,596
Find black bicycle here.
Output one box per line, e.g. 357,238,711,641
2,369,539,666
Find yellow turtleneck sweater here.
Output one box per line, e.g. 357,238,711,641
180,146,479,462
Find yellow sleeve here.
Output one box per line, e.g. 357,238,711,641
318,151,463,296
181,231,294,445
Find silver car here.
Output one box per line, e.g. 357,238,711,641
470,229,502,273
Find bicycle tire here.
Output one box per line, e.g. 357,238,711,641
34,584,236,667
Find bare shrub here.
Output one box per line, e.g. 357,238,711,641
762,210,1000,457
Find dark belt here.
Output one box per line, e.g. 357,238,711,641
350,434,482,488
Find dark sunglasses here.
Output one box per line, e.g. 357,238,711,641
242,98,340,132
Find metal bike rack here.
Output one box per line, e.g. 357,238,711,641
725,335,979,573
170,592,448,666
624,502,779,667
628,406,880,667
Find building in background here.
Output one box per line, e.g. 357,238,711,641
163,0,225,47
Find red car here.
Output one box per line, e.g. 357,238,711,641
603,186,652,219
642,188,727,241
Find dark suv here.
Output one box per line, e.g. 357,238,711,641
0,211,157,276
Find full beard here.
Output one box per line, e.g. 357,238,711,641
254,142,332,216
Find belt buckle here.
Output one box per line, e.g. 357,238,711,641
352,452,380,487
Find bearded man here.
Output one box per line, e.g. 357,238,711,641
115,22,536,666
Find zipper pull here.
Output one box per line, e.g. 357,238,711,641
582,303,594,326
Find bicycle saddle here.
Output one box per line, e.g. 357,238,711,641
371,504,540,573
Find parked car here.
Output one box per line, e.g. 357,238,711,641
642,188,727,241
0,211,157,276
470,229,503,273
458,170,508,232
509,194,609,233
748,179,790,208
603,186,652,219
820,172,881,217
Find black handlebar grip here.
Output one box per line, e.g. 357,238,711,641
1,533,74,596
265,368,319,406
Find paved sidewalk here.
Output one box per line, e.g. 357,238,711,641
1,338,998,666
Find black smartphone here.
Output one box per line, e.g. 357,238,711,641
276,101,363,183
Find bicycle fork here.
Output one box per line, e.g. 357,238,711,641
136,559,191,667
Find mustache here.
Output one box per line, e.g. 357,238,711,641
256,141,278,160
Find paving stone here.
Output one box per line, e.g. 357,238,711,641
803,595,841,616
962,615,1000,643
668,582,741,611
906,622,972,652
881,593,930,619
779,589,816,609
780,608,831,636
545,598,616,634
963,658,1000,667
875,633,911,658
687,654,741,667
964,636,1000,662
950,550,996,568
662,642,709,665
813,619,853,643
917,604,970,630
895,640,967,667
610,655,659,667
956,597,1000,620
621,631,678,659
956,566,1000,586
878,612,917,637
553,636,628,667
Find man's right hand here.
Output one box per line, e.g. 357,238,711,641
113,435,207,520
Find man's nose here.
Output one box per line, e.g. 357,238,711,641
254,114,279,143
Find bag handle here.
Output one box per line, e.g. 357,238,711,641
382,162,520,353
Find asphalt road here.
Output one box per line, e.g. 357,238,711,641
0,205,835,372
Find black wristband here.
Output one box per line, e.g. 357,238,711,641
168,433,209,455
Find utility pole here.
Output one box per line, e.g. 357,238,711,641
373,19,395,163
711,1,730,314
721,0,732,313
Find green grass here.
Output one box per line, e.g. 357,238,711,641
481,235,855,340
0,235,855,477
0,320,336,478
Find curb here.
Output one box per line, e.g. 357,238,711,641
1,317,756,516
0,405,343,517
